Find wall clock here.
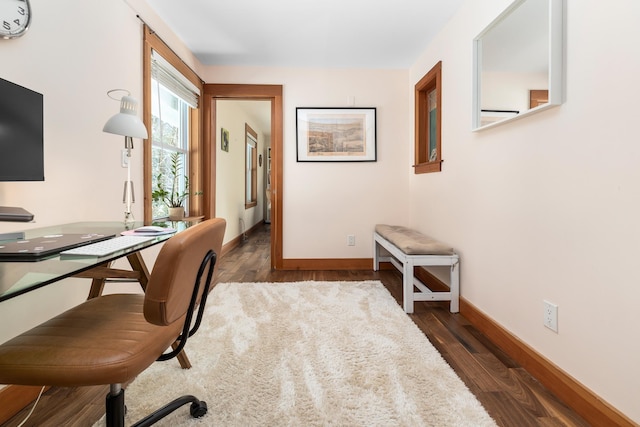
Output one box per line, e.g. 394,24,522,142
0,0,31,39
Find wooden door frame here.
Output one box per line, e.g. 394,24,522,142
203,84,283,269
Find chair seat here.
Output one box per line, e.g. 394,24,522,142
0,294,183,387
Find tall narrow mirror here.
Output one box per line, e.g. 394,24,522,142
472,0,564,130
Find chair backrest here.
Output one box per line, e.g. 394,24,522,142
144,218,226,327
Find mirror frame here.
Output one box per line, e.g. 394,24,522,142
472,0,565,131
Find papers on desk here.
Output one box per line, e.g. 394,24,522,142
120,226,177,236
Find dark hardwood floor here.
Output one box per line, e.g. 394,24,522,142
3,224,588,426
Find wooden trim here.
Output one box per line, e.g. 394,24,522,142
204,84,282,98
203,95,216,220
529,89,549,109
414,61,442,174
413,160,442,174
203,84,283,270
0,385,49,424
142,29,153,224
189,102,203,217
220,220,266,257
143,25,205,223
414,266,635,426
414,266,450,292
271,92,284,269
220,234,242,258
143,26,202,88
461,298,636,427
281,258,372,270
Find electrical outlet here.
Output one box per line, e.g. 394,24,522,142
543,300,558,332
347,235,356,246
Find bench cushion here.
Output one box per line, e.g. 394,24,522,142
375,224,455,256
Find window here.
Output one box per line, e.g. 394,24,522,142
143,26,203,222
150,73,191,219
414,61,442,174
245,124,257,208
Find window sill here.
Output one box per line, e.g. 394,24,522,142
413,161,442,174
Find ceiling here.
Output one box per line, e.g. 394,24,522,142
145,0,465,69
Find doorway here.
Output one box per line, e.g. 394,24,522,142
202,84,283,269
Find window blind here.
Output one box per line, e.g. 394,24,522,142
151,50,200,108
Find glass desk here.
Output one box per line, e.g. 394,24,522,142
0,220,202,368
0,221,200,303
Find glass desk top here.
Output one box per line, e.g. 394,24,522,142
0,220,198,303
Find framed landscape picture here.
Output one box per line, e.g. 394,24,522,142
296,107,376,162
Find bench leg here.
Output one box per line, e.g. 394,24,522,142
450,261,460,313
403,260,415,314
373,238,380,271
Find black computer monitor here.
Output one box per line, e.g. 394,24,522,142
0,77,44,223
0,77,44,182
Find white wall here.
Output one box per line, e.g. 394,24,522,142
409,0,640,422
216,100,269,244
200,66,412,259
0,0,144,348
0,0,194,342
0,1,142,229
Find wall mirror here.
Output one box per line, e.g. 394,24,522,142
472,0,564,130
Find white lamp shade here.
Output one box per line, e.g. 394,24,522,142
103,95,148,139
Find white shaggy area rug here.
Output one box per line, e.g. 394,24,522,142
95,281,496,426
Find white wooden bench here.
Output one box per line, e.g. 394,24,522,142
373,224,459,314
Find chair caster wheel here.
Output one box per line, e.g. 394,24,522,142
190,400,208,418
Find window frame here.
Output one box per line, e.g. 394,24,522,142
245,123,258,209
414,61,442,174
142,25,204,223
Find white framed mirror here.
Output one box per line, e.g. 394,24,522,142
472,0,564,130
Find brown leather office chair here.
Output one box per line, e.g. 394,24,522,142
0,218,226,427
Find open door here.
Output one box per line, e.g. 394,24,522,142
202,84,283,269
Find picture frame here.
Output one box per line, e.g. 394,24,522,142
296,107,376,162
221,128,230,152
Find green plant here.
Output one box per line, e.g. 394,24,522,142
151,152,196,208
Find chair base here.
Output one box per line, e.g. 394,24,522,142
106,386,208,427
106,386,126,426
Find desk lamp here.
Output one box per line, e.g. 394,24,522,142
103,90,148,225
